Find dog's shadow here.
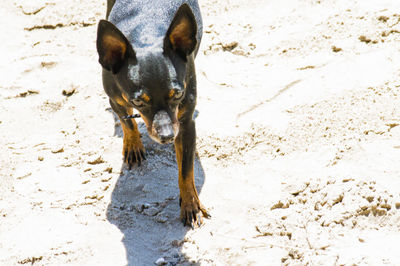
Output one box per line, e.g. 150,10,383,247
106,109,204,265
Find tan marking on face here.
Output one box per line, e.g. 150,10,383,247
115,97,127,106
169,89,175,99
142,93,150,103
121,93,130,104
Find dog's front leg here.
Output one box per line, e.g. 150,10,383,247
174,119,209,228
109,99,146,169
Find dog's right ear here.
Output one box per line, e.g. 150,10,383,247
164,4,197,62
96,20,135,74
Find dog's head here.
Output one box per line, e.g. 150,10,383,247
96,4,197,144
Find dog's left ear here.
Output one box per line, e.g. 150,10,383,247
164,4,197,61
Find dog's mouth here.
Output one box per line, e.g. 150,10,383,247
149,110,179,144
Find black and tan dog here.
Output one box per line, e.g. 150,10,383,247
96,0,209,227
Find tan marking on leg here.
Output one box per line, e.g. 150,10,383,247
121,117,145,168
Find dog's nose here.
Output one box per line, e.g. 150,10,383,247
152,110,175,144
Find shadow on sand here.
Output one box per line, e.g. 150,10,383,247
106,110,205,265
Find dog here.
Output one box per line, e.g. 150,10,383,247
96,0,209,227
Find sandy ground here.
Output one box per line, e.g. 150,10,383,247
1,0,400,265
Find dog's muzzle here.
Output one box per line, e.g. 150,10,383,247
151,110,178,144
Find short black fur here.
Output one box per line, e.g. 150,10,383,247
96,0,209,228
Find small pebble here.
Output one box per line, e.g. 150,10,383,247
143,206,160,216
332,45,342,52
155,257,166,265
366,196,374,203
171,239,183,247
51,146,64,153
155,214,168,223
87,156,105,165
62,86,76,97
104,167,113,173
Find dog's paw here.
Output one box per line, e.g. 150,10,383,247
123,138,146,169
180,196,210,228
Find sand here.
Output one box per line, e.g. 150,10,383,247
1,0,400,265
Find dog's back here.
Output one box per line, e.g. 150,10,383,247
106,0,202,55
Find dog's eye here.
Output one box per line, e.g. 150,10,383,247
173,90,184,100
131,98,144,107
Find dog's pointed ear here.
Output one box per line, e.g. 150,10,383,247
164,4,197,61
96,20,135,74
